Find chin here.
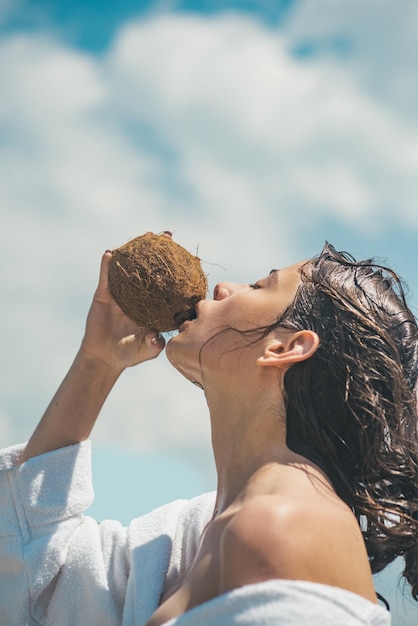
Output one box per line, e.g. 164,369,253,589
165,336,176,363
165,335,185,371
166,337,201,384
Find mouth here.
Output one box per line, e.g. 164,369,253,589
173,304,198,330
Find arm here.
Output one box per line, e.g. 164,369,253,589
19,251,165,463
0,248,170,625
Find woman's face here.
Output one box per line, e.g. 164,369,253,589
166,259,307,385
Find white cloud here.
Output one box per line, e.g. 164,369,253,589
108,13,418,231
0,34,165,225
285,0,418,120
1,9,418,462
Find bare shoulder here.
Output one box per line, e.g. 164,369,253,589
219,494,377,603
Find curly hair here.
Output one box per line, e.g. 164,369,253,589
271,242,418,599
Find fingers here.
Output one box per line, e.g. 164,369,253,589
95,250,113,296
145,230,173,240
146,331,166,358
150,332,163,345
100,250,112,281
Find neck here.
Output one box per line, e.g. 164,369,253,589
204,378,293,515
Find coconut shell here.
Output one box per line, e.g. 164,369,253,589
108,233,208,331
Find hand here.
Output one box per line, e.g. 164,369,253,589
80,251,166,372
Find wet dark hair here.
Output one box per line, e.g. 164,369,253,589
271,242,418,599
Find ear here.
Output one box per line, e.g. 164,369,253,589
256,330,319,369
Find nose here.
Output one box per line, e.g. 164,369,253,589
213,282,247,300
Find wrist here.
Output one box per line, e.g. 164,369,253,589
78,341,125,377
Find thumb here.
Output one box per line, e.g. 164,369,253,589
95,250,113,299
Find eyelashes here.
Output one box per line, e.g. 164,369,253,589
249,283,261,289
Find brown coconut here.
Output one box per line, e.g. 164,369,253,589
108,233,208,331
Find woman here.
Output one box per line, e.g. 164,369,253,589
149,240,418,625
1,237,417,625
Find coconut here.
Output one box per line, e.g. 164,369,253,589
108,233,208,331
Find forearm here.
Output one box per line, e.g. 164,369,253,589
19,349,122,464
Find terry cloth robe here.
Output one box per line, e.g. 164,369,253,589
162,580,391,626
0,441,215,626
0,442,391,626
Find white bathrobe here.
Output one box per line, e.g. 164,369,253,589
0,441,214,626
0,441,390,626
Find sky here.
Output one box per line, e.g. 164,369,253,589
1,0,418,622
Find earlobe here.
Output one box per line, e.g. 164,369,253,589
256,331,319,369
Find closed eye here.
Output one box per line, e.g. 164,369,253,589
249,283,261,289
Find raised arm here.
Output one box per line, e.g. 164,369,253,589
19,251,165,463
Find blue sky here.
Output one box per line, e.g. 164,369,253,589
1,0,295,51
1,1,418,622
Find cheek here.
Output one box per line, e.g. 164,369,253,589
165,327,224,373
200,328,257,373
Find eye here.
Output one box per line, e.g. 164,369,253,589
249,283,261,289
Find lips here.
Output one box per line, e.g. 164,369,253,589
173,305,198,330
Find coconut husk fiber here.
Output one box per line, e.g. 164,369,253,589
108,233,208,331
